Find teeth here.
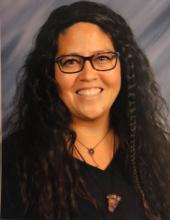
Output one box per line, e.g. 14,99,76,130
77,88,102,96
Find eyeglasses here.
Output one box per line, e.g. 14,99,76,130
54,51,120,74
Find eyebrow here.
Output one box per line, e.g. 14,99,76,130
57,49,115,57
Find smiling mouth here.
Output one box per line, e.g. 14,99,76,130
76,88,103,96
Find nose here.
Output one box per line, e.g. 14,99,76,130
80,60,98,81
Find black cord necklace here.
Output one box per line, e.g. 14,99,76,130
76,129,110,167
74,132,122,216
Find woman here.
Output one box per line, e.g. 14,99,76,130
1,1,170,220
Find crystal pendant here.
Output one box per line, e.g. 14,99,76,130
88,148,95,155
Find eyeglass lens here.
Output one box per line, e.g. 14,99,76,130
56,52,119,73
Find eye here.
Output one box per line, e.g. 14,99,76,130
60,57,81,67
98,55,110,61
94,53,113,62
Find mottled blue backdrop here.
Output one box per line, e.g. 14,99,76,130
1,0,170,122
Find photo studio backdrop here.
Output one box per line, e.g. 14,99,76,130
1,0,170,210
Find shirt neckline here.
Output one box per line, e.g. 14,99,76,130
74,149,120,173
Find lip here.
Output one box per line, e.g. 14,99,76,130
75,87,104,94
76,87,104,96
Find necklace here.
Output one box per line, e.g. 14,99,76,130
74,132,122,215
76,129,110,167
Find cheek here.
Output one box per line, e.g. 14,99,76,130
106,65,121,91
54,66,76,96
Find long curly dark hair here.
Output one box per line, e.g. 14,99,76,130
3,1,170,220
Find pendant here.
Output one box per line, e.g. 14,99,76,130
88,148,95,156
106,194,122,213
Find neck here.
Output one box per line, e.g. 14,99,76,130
71,114,110,142
71,114,118,169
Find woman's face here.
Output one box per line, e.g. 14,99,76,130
55,22,121,122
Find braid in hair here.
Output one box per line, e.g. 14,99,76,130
122,45,161,220
123,45,149,212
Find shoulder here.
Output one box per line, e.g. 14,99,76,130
2,130,26,187
2,131,23,173
2,130,26,161
1,131,25,218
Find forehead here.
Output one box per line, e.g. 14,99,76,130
57,22,114,55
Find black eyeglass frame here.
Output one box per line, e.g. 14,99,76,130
54,51,120,74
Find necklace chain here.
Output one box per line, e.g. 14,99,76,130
74,132,122,216
75,130,114,168
76,129,110,167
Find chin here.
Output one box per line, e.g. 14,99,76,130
77,109,108,121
